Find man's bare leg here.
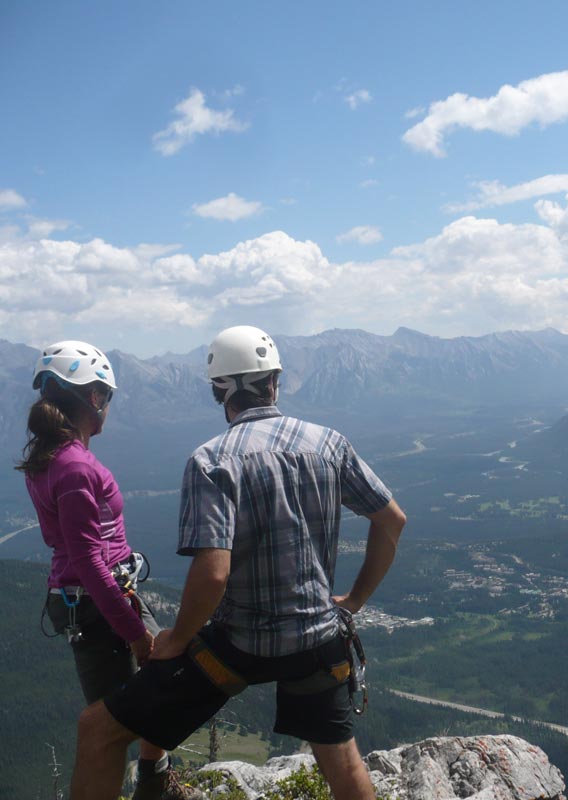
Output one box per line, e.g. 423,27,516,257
310,738,375,800
71,700,138,800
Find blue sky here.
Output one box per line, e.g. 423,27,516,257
1,0,568,356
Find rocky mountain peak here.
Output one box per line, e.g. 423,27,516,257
197,735,565,800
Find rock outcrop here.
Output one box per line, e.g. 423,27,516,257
198,735,566,800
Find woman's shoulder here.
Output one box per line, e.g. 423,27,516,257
52,439,89,465
50,441,104,483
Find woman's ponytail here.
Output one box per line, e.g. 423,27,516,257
16,384,81,476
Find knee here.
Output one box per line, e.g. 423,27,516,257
77,701,105,745
77,700,131,750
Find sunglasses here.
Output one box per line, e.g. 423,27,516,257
97,388,113,405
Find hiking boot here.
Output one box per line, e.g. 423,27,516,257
132,764,204,800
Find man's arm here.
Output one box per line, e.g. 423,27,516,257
151,547,231,660
333,498,406,614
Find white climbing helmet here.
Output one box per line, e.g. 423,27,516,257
207,326,282,379
207,326,282,403
32,340,117,391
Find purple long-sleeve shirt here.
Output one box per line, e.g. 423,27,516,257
26,440,146,643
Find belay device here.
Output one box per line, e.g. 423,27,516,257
338,606,368,714
112,551,150,618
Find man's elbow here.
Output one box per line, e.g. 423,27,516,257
368,499,406,544
394,505,407,533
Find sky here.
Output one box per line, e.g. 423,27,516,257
1,0,568,357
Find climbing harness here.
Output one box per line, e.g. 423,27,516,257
42,552,150,642
337,607,368,715
187,635,248,696
186,611,368,712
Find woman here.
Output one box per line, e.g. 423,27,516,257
17,340,190,800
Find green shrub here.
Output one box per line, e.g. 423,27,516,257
261,764,332,800
182,768,247,799
176,763,396,799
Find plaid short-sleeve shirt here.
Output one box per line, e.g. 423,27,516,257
178,406,392,657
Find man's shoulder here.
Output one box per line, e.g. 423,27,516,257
188,414,347,466
259,413,348,457
280,414,343,438
190,430,231,464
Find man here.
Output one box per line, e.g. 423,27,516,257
71,325,406,800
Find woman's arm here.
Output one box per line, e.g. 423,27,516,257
56,465,148,644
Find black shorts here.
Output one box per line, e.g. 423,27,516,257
105,624,354,751
46,592,160,705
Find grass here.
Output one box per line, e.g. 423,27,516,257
175,724,272,768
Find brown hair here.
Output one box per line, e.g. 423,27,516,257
16,379,98,476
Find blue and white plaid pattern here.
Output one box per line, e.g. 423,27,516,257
178,406,392,656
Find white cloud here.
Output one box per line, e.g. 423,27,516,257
405,105,426,120
153,88,249,156
0,225,21,242
77,287,210,328
132,243,181,261
0,229,330,345
321,215,568,337
4,215,568,351
403,70,568,157
344,89,372,110
361,156,376,166
445,174,568,212
535,197,568,232
26,217,71,238
220,85,244,99
337,225,383,245
359,179,378,189
153,253,212,285
0,189,27,208
198,231,330,297
192,193,263,222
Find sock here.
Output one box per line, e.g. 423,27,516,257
138,753,169,778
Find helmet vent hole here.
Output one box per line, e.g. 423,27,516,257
53,349,62,355
95,349,102,357
77,349,88,356
207,354,214,364
91,359,96,365
256,347,267,358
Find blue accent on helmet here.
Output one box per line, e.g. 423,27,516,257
96,370,107,381
69,360,80,372
42,356,53,365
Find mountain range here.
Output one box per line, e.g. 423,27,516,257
2,327,568,555
4,326,568,429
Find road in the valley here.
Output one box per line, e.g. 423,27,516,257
388,689,568,737
0,522,39,545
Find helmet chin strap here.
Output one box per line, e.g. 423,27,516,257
220,372,279,423
213,369,274,403
41,374,110,434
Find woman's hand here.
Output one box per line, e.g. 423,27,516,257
130,630,154,665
